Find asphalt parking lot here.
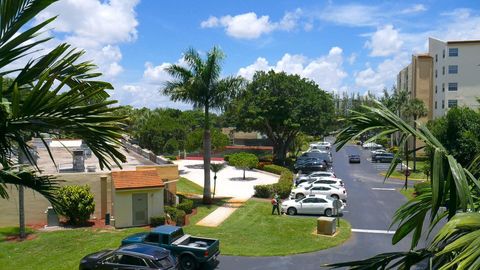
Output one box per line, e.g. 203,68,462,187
216,143,422,270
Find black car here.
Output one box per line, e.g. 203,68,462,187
79,243,177,270
294,157,327,173
296,152,333,167
372,153,395,163
348,154,361,163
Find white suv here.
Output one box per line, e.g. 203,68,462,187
291,184,347,201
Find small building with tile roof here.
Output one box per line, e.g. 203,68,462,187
111,169,165,228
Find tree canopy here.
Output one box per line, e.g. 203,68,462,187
228,70,335,164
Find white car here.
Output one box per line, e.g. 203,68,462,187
295,171,336,186
281,195,343,216
290,184,347,201
297,177,344,188
371,149,387,156
362,142,383,149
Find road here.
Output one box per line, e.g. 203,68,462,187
215,144,419,270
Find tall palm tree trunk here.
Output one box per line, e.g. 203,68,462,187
19,186,25,239
413,118,417,171
203,106,212,204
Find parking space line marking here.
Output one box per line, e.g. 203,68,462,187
371,188,396,191
352,229,396,234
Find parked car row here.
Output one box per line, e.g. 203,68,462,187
80,225,220,270
284,141,347,217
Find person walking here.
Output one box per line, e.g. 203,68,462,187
271,193,280,215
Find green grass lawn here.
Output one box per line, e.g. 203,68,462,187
381,160,428,180
176,177,203,194
398,188,416,200
184,199,351,256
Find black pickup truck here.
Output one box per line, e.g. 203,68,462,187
122,225,219,270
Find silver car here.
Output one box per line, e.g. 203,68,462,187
295,171,337,186
281,195,343,216
297,177,344,188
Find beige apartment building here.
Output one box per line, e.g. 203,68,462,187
397,37,480,119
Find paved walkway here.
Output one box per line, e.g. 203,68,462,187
196,198,247,227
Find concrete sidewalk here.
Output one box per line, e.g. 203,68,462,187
196,198,247,227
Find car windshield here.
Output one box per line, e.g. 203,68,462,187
155,256,173,268
295,198,304,202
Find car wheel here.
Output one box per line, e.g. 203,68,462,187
287,207,297,215
180,255,197,270
331,194,340,200
324,208,333,217
295,193,305,200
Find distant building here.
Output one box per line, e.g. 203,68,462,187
397,37,480,119
221,127,271,146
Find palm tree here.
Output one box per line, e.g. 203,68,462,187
403,98,428,171
328,100,480,269
163,47,244,204
0,0,127,238
210,163,226,200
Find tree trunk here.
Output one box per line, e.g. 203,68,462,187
213,175,217,200
273,142,288,166
19,185,25,239
203,106,212,205
243,169,245,180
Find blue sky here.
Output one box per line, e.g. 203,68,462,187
36,0,480,109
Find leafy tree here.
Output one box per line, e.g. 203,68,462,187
403,98,428,171
210,163,226,199
329,100,480,269
185,128,229,153
229,152,259,180
0,0,126,238
163,47,244,204
55,185,95,225
427,107,480,168
229,71,334,165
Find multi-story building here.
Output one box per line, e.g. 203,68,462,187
397,37,480,119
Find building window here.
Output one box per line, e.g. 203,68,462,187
435,54,438,62
435,69,437,78
442,83,445,92
443,49,445,58
448,99,458,108
435,85,438,93
448,82,458,91
442,100,445,109
448,65,458,74
435,101,437,109
449,48,458,57
442,66,445,75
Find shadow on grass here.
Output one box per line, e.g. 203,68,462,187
0,227,35,242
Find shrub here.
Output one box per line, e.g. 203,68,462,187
175,209,186,226
150,216,166,227
224,155,230,162
414,181,431,195
389,146,399,154
164,155,177,161
258,155,273,162
55,185,95,225
165,206,178,221
261,164,290,175
254,185,274,198
177,199,194,214
229,152,259,179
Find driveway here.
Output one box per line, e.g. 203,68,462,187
174,159,279,199
215,144,424,270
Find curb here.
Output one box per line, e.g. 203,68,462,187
379,173,427,181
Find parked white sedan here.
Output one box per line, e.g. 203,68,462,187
297,177,344,188
295,171,336,186
290,184,347,201
281,195,343,216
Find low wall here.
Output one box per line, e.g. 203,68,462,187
123,140,170,165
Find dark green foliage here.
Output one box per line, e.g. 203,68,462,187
55,185,95,225
177,199,194,214
150,216,166,227
254,171,293,199
185,128,229,152
175,210,186,226
164,155,177,161
223,155,230,162
260,164,290,175
163,138,179,154
258,155,273,162
228,71,335,165
253,185,274,198
427,107,480,167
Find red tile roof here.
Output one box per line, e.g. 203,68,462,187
112,169,164,190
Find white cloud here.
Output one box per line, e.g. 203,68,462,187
438,9,480,41
200,10,304,39
111,84,191,109
365,24,403,57
143,62,173,84
318,4,379,26
348,53,357,65
34,0,140,79
237,47,347,92
401,4,427,14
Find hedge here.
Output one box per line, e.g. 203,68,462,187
55,185,95,225
414,181,431,196
259,164,290,175
150,216,166,227
177,199,194,214
254,170,293,199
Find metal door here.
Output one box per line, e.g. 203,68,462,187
132,193,148,226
